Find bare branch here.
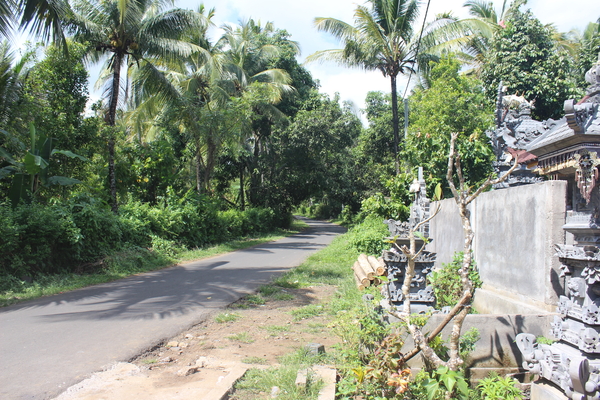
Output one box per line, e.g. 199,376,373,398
401,290,473,363
466,154,520,204
446,132,460,200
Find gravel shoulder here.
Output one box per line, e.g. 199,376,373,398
53,285,340,400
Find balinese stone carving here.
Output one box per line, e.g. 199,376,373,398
516,334,600,400
516,54,600,399
487,83,545,188
575,150,600,204
380,167,437,312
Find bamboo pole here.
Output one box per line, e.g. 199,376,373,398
354,271,366,291
352,261,370,286
357,254,376,279
369,256,386,276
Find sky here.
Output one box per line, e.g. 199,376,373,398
96,0,600,119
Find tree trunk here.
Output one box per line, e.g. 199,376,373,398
195,150,203,194
390,73,400,175
105,52,123,213
239,163,245,210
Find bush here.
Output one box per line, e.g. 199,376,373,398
477,373,523,400
0,194,289,279
358,192,409,222
428,252,482,309
70,195,133,262
345,215,389,256
0,202,81,276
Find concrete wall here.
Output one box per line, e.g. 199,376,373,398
405,313,557,371
427,180,567,313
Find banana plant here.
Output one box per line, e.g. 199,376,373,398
0,124,87,207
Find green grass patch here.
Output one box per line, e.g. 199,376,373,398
232,366,323,400
244,294,266,305
270,292,294,301
261,325,291,336
271,234,356,289
214,312,241,323
241,356,268,364
227,332,254,344
257,284,294,301
290,304,324,321
303,322,327,334
279,346,332,366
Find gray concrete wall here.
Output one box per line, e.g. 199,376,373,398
427,181,567,313
405,313,557,370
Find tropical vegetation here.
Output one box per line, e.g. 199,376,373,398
0,0,598,397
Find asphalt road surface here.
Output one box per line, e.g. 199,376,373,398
0,217,345,400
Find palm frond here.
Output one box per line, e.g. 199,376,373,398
313,17,356,42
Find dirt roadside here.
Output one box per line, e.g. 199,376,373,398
53,285,340,400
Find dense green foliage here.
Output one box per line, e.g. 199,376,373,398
0,196,287,278
480,7,580,120
405,56,495,196
429,252,483,309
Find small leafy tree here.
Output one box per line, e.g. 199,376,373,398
0,125,86,206
390,132,518,372
480,5,579,119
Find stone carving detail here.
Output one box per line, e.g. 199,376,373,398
516,54,600,399
486,83,545,188
516,333,600,399
565,100,598,133
380,168,437,312
557,244,600,262
574,150,600,204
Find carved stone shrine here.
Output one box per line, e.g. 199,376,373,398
381,167,436,313
516,55,600,399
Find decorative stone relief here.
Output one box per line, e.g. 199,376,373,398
574,150,600,204
515,54,600,399
380,167,437,311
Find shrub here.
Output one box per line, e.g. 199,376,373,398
0,202,81,276
358,192,409,222
345,215,389,256
69,196,130,262
477,373,523,400
429,252,482,309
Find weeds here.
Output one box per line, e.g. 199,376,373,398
227,332,254,344
241,356,268,364
232,366,323,400
214,312,241,323
261,325,290,336
290,304,324,321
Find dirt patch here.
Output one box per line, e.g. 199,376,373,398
54,285,340,399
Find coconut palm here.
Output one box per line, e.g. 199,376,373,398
307,0,420,175
67,0,208,211
217,20,294,205
0,41,33,126
19,0,69,47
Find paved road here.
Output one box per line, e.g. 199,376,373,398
0,218,345,400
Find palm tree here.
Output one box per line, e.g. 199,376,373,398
67,0,207,211
307,0,420,175
19,0,69,48
217,20,293,205
415,0,543,78
0,41,33,126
